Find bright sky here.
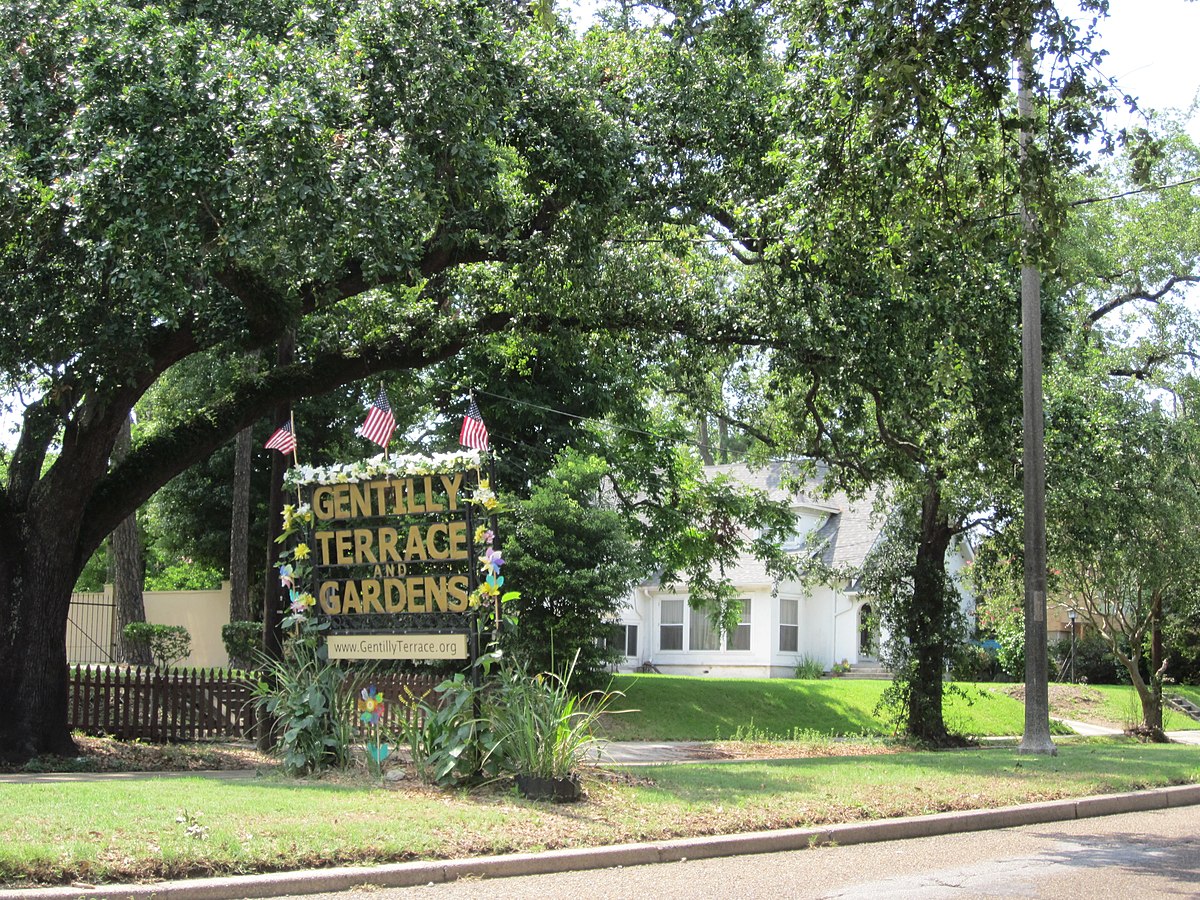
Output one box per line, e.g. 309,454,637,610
1088,0,1200,136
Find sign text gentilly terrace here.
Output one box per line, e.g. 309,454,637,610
311,472,472,616
283,452,492,661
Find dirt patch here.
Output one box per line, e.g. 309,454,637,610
0,735,277,774
1002,683,1129,728
708,739,903,760
1004,683,1105,708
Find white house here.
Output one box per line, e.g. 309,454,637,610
613,462,975,678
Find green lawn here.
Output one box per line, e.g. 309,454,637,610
601,675,1034,740
2,739,1197,887
600,675,1200,741
1047,683,1200,731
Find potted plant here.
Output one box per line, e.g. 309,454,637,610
488,653,622,802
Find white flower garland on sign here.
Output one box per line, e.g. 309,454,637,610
284,450,484,488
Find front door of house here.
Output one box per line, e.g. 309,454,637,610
858,603,875,658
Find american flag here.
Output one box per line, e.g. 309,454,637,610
459,396,489,450
264,421,297,454
358,388,396,448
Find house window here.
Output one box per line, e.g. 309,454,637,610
660,599,684,651
599,624,639,658
781,523,808,552
727,599,751,651
624,624,638,657
780,597,799,652
689,607,720,651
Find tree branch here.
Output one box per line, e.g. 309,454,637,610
866,386,925,464
1085,274,1200,328
79,310,512,553
1109,349,1200,380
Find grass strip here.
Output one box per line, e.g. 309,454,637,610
601,676,1200,740
1,739,1197,887
1044,683,1200,731
601,676,1035,740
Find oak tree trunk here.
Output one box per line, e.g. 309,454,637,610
111,417,152,666
229,424,256,625
905,484,953,745
0,531,82,762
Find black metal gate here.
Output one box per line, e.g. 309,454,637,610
67,591,116,664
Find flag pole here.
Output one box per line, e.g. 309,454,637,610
488,444,500,641
289,410,301,506
381,381,389,462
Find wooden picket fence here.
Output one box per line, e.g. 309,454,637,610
343,672,444,738
68,665,443,743
69,666,259,742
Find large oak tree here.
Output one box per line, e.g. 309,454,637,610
592,0,1113,743
0,0,631,761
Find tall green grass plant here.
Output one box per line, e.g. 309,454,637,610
487,653,624,781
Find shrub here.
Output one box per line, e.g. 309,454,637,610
399,652,625,789
500,454,641,690
397,673,490,786
145,562,224,592
486,654,622,781
122,623,191,668
252,638,353,776
794,656,825,679
951,643,999,682
1052,633,1128,685
221,621,261,671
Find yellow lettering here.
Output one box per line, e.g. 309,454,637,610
335,531,354,565
313,487,336,521
448,521,468,559
447,574,469,612
353,528,377,564
446,520,468,556
332,484,351,519
404,525,427,560
378,527,400,563
423,476,444,512
425,523,449,560
383,579,405,613
349,483,372,518
407,575,426,612
361,579,383,614
427,575,449,612
371,480,391,516
440,473,464,512
318,581,341,614
401,478,423,513
342,580,362,614
314,531,336,565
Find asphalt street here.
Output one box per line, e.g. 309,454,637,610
295,805,1200,900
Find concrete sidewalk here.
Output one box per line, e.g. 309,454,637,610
1054,717,1200,745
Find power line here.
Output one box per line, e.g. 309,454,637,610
1069,175,1200,208
470,386,731,457
603,175,1200,245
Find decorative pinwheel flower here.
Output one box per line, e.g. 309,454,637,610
358,686,386,726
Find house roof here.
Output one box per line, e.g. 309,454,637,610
647,461,885,590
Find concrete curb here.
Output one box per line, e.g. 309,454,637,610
3,784,1199,900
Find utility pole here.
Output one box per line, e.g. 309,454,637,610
1017,34,1056,756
